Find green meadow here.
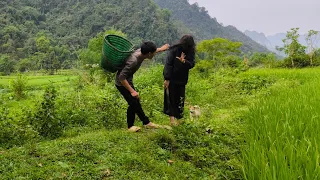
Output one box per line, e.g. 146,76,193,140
1,66,319,179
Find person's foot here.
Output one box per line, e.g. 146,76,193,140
144,122,160,129
170,120,179,126
128,126,141,132
170,116,178,126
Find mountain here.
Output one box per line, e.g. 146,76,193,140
153,0,270,53
245,30,320,55
244,31,286,52
244,30,273,49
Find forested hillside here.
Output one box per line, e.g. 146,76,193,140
153,0,270,53
0,0,178,71
0,0,274,75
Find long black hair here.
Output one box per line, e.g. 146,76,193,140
170,34,196,53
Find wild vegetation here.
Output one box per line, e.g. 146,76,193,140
1,31,320,178
1,0,320,179
1,60,320,179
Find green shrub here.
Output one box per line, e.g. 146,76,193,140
55,84,126,130
97,94,127,129
238,75,274,94
30,85,62,138
223,55,242,68
193,60,215,77
0,108,37,148
283,54,310,68
9,74,28,99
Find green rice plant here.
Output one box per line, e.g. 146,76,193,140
242,76,320,179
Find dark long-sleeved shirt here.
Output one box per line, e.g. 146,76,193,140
163,46,195,85
115,49,144,86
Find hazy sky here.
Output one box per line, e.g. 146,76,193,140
188,0,320,36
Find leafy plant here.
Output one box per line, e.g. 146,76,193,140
0,107,37,148
9,74,28,99
238,75,274,94
30,84,62,138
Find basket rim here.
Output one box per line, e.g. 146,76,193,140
104,34,134,54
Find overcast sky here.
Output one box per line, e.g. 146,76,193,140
188,0,319,36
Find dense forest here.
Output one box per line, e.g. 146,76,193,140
153,0,270,53
0,0,179,74
0,0,274,75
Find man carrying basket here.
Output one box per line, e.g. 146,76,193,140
115,41,169,132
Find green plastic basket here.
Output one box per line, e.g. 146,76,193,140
101,35,134,72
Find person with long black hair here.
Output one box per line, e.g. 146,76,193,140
163,35,196,125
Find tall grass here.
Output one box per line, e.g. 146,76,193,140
242,72,320,179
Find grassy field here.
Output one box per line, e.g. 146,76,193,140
0,70,79,88
0,66,319,179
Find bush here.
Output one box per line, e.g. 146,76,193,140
312,56,320,66
222,55,242,68
193,60,215,77
0,107,37,148
55,84,126,130
9,74,28,99
238,75,274,94
30,85,62,138
283,54,310,68
97,93,127,129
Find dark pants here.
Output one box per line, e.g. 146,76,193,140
164,83,186,119
116,84,150,128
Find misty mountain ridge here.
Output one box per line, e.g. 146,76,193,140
153,0,270,53
245,30,320,55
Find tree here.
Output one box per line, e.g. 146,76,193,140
306,30,319,66
35,33,56,74
197,38,242,69
248,52,277,68
36,35,51,53
277,28,307,67
197,38,242,59
16,58,33,72
0,55,16,75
